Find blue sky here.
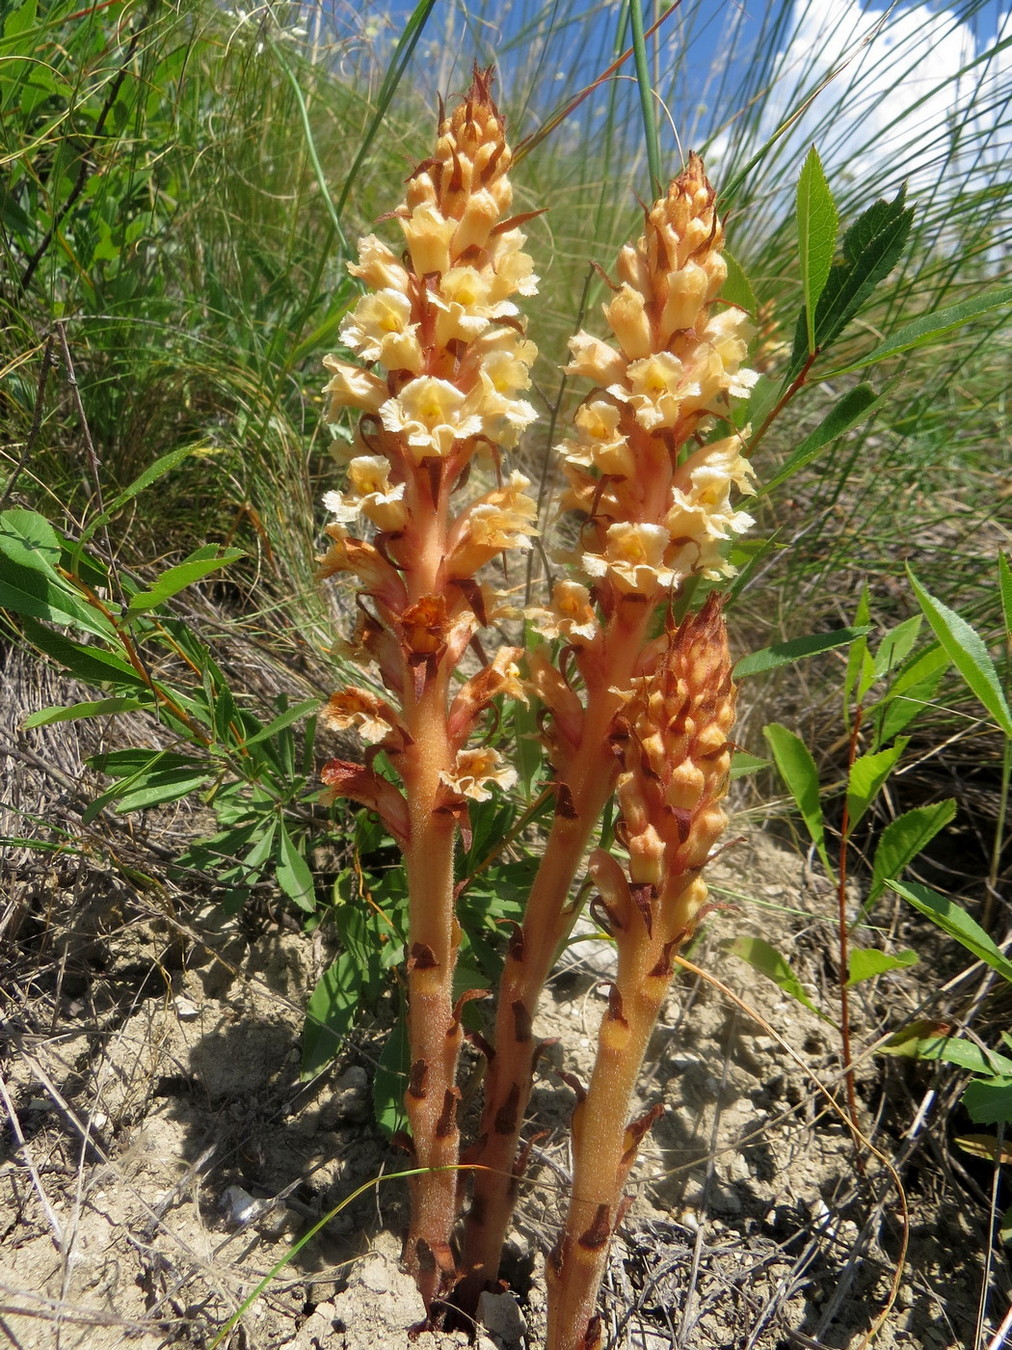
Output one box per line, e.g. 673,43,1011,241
334,0,1010,238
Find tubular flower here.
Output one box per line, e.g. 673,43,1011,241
321,66,539,476
439,746,518,802
444,471,538,577
543,598,738,1350
525,579,600,644
321,687,407,748
555,153,757,611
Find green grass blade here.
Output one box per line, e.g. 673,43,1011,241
334,0,438,222
628,0,661,197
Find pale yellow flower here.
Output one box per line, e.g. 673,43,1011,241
468,346,538,448
582,522,676,595
664,435,756,579
340,289,424,373
487,229,539,300
566,331,627,386
431,266,504,345
657,261,709,338
526,579,600,643
618,351,698,432
380,376,483,461
559,400,634,478
401,201,457,276
348,234,410,292
604,284,653,360
322,355,387,417
324,456,408,533
445,472,538,578
439,747,518,801
321,688,400,745
467,472,537,547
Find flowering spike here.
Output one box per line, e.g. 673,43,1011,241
317,64,540,1310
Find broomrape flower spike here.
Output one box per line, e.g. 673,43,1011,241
316,66,539,1309
458,153,755,1339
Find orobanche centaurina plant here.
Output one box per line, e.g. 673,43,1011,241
317,66,755,1349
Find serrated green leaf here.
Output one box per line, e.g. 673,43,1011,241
846,739,907,831
733,626,871,679
865,800,957,909
846,947,918,987
126,546,244,613
871,644,949,746
23,696,151,727
79,446,197,543
786,187,913,383
725,936,832,1022
760,384,887,496
873,616,923,680
824,285,1012,378
796,146,838,354
962,1077,1012,1126
889,879,1012,984
276,822,316,913
301,950,360,1079
721,249,757,317
908,570,1012,736
730,750,770,779
762,723,831,874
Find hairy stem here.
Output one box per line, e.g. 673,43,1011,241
458,606,652,1306
401,669,463,1304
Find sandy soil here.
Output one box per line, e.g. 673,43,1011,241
2,815,1003,1350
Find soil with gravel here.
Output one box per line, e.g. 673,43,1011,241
2,797,1004,1350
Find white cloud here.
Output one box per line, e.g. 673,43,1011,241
711,2,1011,214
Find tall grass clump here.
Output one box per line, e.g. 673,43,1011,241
1,0,1010,1347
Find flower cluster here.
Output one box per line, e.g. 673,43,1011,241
317,68,541,830
595,594,736,924
321,68,539,482
538,153,757,639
